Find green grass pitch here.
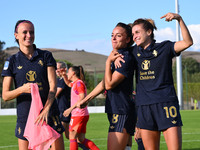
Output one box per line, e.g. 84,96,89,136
0,110,199,149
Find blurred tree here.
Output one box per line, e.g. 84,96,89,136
182,57,200,74
0,41,7,91
0,41,5,50
173,57,200,83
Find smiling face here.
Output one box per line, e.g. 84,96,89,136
132,24,152,49
14,22,35,48
67,67,74,81
111,26,130,50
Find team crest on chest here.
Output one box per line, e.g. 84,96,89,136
38,60,43,66
17,66,23,70
141,60,150,70
152,50,158,57
26,71,37,81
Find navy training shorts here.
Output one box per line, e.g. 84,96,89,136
107,111,137,136
136,100,183,131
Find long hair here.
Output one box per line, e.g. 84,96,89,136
71,65,85,82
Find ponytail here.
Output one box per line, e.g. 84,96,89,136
78,66,85,82
71,65,85,82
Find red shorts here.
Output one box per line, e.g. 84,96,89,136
69,116,89,133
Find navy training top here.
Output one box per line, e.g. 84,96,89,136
1,45,56,121
105,48,136,114
132,40,180,106
56,77,71,113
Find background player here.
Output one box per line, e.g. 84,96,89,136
56,61,71,139
61,66,99,150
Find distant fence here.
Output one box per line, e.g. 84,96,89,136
0,106,105,116
0,96,106,115
0,97,17,115
0,108,16,115
1,97,199,115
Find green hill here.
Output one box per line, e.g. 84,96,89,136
4,47,108,74
3,47,200,73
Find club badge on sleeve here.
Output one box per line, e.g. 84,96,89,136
3,61,9,70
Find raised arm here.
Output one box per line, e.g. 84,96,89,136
160,12,193,53
60,68,71,87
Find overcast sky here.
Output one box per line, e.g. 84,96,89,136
0,0,199,56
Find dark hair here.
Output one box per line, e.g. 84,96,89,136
132,18,157,40
14,20,34,44
71,65,85,82
115,22,134,47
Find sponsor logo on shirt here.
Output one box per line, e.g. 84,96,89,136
26,71,37,81
140,60,155,80
141,60,150,70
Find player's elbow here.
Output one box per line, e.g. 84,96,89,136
2,94,9,101
188,40,193,47
105,84,112,90
180,40,193,52
185,39,193,48
105,83,115,90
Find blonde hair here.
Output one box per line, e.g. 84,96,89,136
146,19,157,30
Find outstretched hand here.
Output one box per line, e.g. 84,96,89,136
160,12,181,22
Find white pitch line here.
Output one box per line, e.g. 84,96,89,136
0,145,18,149
1,138,200,149
159,139,200,144
183,132,200,135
